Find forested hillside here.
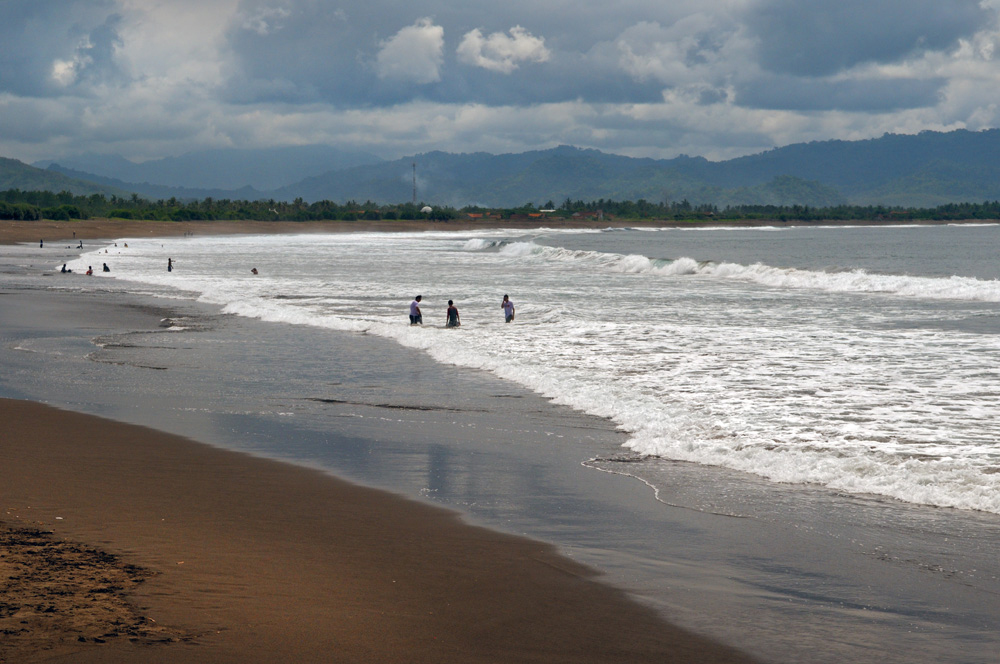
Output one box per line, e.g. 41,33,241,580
0,158,129,198
6,129,1000,208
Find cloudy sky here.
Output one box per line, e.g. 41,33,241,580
2,0,1000,164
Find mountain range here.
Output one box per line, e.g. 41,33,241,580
33,145,382,191
0,156,133,198
4,128,1000,208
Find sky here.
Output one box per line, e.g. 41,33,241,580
2,0,1000,164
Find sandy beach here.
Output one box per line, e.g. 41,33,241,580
1,398,759,664
0,215,981,248
2,217,640,246
0,221,762,662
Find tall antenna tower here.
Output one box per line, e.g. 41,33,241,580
412,162,416,204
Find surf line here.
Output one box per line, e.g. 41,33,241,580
581,457,751,519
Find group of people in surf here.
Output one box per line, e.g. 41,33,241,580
63,263,111,275
409,294,515,328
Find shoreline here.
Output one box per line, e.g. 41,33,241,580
2,216,994,245
4,222,1000,663
0,254,761,663
0,397,758,663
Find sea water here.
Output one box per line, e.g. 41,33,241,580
69,223,1000,515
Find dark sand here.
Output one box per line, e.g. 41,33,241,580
0,398,758,663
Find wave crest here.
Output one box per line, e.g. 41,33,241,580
492,240,1000,302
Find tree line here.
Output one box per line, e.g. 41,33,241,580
4,188,1000,223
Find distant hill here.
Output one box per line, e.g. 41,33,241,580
272,130,1000,207
34,145,382,191
710,129,1000,205
273,146,847,207
43,163,267,203
0,157,132,197
13,128,1000,208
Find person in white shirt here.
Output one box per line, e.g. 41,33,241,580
409,295,423,325
501,294,515,323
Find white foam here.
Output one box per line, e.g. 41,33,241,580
497,241,542,257
694,261,1000,302
84,229,1000,515
462,238,499,251
465,238,1000,303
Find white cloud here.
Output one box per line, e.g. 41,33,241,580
114,1,236,88
457,26,550,74
375,18,444,84
240,5,291,36
50,33,104,88
51,51,92,86
615,16,751,87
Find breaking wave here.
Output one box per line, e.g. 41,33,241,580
464,239,1000,302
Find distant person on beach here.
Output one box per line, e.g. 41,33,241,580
502,294,515,323
167,258,173,272
251,267,258,275
409,295,423,325
78,241,83,249
446,300,461,327
40,239,44,248
102,263,110,272
86,266,93,275
60,264,69,273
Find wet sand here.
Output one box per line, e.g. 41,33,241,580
0,398,758,663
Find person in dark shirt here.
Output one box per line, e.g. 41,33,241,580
446,300,461,327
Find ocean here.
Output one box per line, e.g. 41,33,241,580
70,223,1000,515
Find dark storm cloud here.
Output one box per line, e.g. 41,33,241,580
76,14,126,84
2,1,1000,164
746,0,993,76
222,2,363,104
424,46,663,107
221,0,667,107
736,74,945,112
0,0,122,96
